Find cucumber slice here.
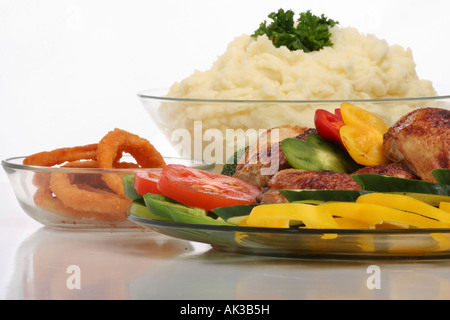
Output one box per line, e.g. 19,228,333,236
280,189,369,203
281,133,361,173
129,199,170,221
212,204,259,225
432,169,450,185
352,174,450,206
143,193,231,225
122,174,142,201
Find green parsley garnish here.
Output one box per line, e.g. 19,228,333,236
251,9,339,52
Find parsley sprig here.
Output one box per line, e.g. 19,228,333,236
252,9,339,52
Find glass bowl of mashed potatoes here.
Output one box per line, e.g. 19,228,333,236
138,25,450,166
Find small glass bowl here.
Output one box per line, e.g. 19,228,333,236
138,89,450,166
2,156,214,230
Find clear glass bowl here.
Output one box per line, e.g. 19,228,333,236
129,215,450,259
138,89,450,166
2,156,214,230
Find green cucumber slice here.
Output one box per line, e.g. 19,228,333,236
143,193,230,225
280,189,369,203
281,133,361,173
352,174,450,206
122,174,142,201
212,204,259,225
432,169,450,185
128,199,170,221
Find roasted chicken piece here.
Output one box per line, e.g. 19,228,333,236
383,107,449,182
352,163,418,180
233,125,308,189
258,162,419,204
258,169,361,204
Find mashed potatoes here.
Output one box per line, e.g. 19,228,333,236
159,26,436,162
168,26,435,101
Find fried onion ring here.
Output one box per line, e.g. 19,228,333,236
24,128,165,223
33,186,126,221
23,144,98,166
97,128,165,194
49,172,131,218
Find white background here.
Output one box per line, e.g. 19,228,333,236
1,0,450,171
0,0,450,300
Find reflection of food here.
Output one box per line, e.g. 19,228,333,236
23,128,165,222
13,228,191,299
383,108,450,182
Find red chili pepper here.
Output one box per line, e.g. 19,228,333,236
314,109,345,148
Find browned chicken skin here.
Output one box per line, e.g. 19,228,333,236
258,163,419,204
383,107,449,182
258,169,361,203
352,163,418,180
233,125,307,189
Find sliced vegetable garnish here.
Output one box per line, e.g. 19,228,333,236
339,102,389,166
242,203,339,229
212,204,259,225
281,133,361,173
340,124,389,166
134,169,163,195
352,174,450,195
433,169,450,185
352,174,450,206
143,193,230,225
157,164,261,212
122,174,142,201
280,189,369,203
340,102,388,133
440,202,450,213
356,193,450,225
128,198,170,221
319,202,450,229
314,109,345,148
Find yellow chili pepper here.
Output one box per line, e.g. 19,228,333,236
339,103,389,166
242,203,339,229
357,193,450,225
319,202,450,229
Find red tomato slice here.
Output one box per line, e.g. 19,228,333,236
157,164,261,211
134,169,164,195
314,109,345,148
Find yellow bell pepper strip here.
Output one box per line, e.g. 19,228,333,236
318,202,450,229
439,202,450,213
242,203,339,229
356,193,450,225
340,125,389,166
340,102,388,132
339,103,389,166
333,217,372,229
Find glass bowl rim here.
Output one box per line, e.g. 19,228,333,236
137,89,450,104
2,156,215,174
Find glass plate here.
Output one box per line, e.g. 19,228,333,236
129,214,450,260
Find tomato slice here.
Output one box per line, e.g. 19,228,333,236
134,169,164,195
157,164,261,211
314,109,345,148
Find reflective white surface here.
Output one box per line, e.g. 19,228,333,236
3,180,450,300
